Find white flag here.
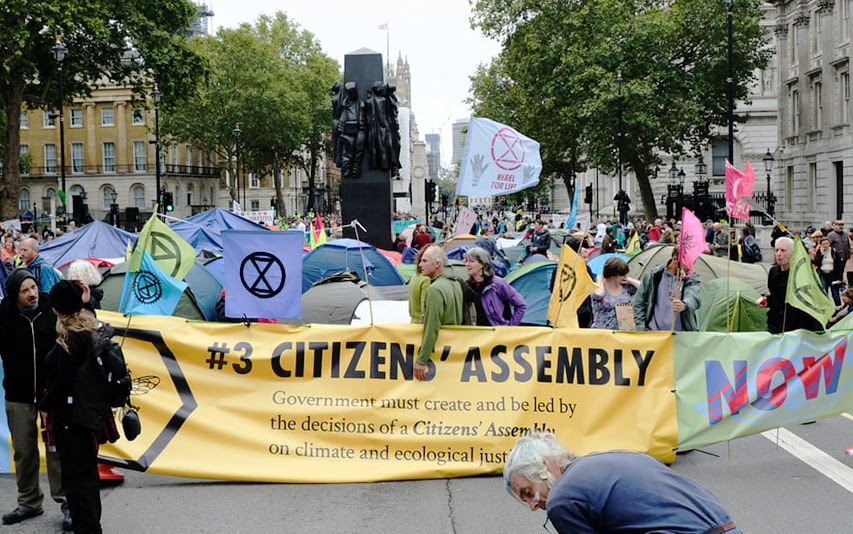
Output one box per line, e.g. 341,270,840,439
456,117,542,197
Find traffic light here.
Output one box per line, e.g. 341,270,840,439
163,191,174,212
425,180,437,203
584,184,593,205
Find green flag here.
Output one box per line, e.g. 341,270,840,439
786,236,834,326
128,215,196,281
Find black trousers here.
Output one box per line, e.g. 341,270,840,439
56,424,102,534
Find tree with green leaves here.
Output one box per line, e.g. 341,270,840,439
162,12,339,216
0,0,204,219
469,0,770,218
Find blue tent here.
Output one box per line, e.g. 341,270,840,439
170,208,269,255
587,253,629,277
39,221,137,267
302,239,405,293
506,260,557,325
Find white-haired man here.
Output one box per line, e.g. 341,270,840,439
504,431,740,534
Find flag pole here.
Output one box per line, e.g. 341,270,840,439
725,220,732,333
344,219,375,325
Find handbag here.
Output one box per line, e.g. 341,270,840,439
121,407,141,441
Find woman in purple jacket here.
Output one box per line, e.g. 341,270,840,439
463,247,527,326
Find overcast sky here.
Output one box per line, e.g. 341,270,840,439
206,0,501,166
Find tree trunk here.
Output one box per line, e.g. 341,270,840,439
305,145,317,214
273,154,285,218
1,74,25,219
627,152,658,220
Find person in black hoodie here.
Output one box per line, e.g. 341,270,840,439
41,281,109,534
0,269,69,529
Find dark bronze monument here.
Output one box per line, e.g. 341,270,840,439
332,49,401,251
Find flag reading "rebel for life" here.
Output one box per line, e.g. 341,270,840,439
456,117,542,197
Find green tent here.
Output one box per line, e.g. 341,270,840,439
696,277,767,332
628,244,771,294
99,260,222,320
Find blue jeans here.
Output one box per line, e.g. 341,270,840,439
819,271,842,306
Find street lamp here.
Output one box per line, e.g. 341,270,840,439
677,167,686,217
615,69,624,193
694,154,708,220
669,161,678,183
666,161,679,219
232,125,242,210
763,148,776,217
695,154,707,180
726,0,735,164
152,86,161,214
51,36,67,202
109,189,118,227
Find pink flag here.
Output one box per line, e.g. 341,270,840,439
725,160,756,220
678,207,708,274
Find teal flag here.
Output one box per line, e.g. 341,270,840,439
119,250,187,316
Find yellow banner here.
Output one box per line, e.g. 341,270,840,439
547,245,598,328
98,312,676,482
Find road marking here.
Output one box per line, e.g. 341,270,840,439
761,428,853,494
841,412,853,422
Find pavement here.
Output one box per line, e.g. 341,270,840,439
2,416,852,534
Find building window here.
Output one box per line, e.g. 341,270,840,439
71,143,84,173
843,72,850,124
70,108,83,127
175,185,181,207
792,88,800,134
132,107,145,125
250,172,259,188
844,0,850,42
133,141,147,172
790,23,798,66
102,142,116,172
101,107,114,126
812,11,822,54
132,185,145,208
20,145,29,176
808,162,817,211
186,146,192,171
170,146,179,167
251,200,260,211
786,166,794,210
102,185,116,210
711,139,727,176
43,110,56,128
187,183,194,206
18,189,30,212
70,184,84,201
20,111,28,129
814,81,823,129
44,144,57,173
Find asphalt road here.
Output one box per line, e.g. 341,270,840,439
2,415,852,534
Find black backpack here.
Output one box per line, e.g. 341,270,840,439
90,324,133,409
446,275,477,325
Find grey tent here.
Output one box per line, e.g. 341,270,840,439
628,244,771,294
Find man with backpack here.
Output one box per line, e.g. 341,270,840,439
0,269,69,529
739,227,762,264
413,246,463,381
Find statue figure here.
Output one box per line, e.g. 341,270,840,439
331,82,344,166
335,81,366,179
365,82,402,173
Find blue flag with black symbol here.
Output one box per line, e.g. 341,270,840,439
222,230,303,320
119,250,187,316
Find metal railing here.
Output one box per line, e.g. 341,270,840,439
23,164,221,178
